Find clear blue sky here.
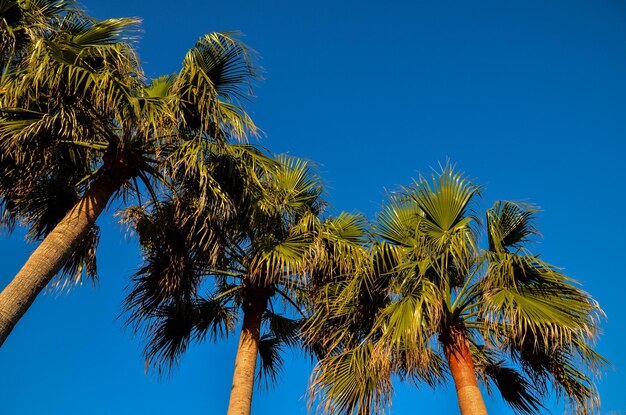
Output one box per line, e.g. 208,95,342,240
1,0,625,413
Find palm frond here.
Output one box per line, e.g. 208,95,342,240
501,327,607,414
142,300,197,372
257,155,323,217
307,163,606,415
143,74,177,98
0,0,71,70
481,253,603,348
376,200,423,247
249,232,310,284
67,16,138,46
186,32,257,102
174,32,258,140
256,335,285,388
310,342,392,415
487,201,539,252
478,242,606,413
371,283,443,371
407,163,479,255
194,296,238,342
135,295,237,374
471,345,544,415
123,202,205,318
264,310,301,348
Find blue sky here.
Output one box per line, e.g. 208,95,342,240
1,0,625,413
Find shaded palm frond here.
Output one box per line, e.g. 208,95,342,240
138,294,237,374
142,300,197,372
194,295,238,342
0,0,71,70
264,310,301,348
123,203,206,321
487,201,539,252
471,345,544,415
256,335,285,388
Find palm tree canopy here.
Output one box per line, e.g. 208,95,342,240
0,1,261,287
307,164,606,415
124,154,343,377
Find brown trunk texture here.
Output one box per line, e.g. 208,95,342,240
0,173,120,346
443,325,488,415
227,286,269,415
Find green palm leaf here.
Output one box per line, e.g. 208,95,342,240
310,342,392,415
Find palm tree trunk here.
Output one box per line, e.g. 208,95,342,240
0,172,121,346
227,287,269,415
443,325,488,415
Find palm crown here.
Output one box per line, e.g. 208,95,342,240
124,155,321,367
308,164,606,415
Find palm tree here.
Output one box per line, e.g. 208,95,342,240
124,155,368,415
0,1,259,345
307,165,606,415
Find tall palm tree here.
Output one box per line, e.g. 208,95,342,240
0,1,260,345
307,165,606,415
124,155,368,415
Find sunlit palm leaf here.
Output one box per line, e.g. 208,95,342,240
407,163,479,256
310,342,392,415
174,32,258,139
371,281,443,371
376,201,423,247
